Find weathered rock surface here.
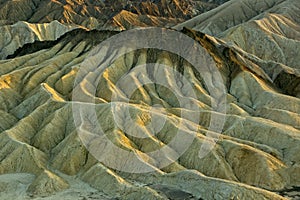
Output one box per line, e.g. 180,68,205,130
0,0,299,199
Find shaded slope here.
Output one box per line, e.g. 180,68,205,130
0,27,299,199
0,20,78,59
0,0,229,28
0,0,299,199
174,0,300,97
0,0,231,58
102,10,183,30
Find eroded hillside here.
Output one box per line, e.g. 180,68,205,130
0,0,299,199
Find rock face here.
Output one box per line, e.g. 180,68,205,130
0,0,299,199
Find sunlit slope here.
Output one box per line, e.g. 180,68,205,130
0,27,299,199
0,20,78,59
0,0,229,28
174,0,300,70
0,0,231,61
0,0,299,199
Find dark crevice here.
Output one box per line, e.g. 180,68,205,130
6,28,119,59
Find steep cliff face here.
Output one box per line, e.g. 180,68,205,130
0,0,299,199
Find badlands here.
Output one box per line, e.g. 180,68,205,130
0,0,299,199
